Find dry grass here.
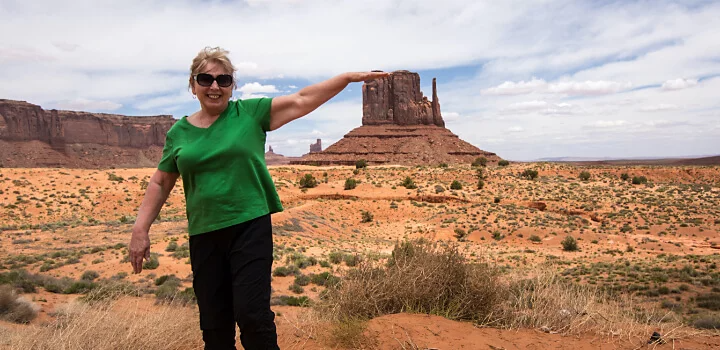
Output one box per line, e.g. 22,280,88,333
0,285,38,324
2,297,203,350
319,240,502,322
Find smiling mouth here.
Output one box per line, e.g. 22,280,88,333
207,94,221,99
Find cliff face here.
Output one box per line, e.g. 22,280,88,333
0,99,174,148
0,99,176,168
362,71,445,127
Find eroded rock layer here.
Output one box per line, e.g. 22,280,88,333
0,99,174,168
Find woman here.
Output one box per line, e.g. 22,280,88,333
128,46,388,349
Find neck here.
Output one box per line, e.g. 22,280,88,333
200,103,228,119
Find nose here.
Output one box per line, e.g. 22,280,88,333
210,80,220,89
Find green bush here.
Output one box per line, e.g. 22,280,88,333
289,283,304,294
561,236,578,251
310,272,340,287
355,159,368,169
165,241,178,252
343,254,361,267
498,160,509,167
454,228,466,240
471,157,487,167
632,176,648,185
528,235,542,242
80,270,100,281
328,252,344,264
294,274,311,286
438,163,449,168
401,176,417,189
450,180,462,190
361,211,373,223
299,174,318,188
579,171,591,181
344,178,358,190
273,265,300,277
521,169,538,180
620,173,629,181
477,179,485,190
142,253,160,270
435,185,445,193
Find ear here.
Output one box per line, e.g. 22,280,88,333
191,81,197,96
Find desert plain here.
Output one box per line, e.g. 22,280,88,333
0,162,719,349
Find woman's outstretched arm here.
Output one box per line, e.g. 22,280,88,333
268,71,389,131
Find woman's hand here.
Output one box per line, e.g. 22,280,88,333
129,227,151,273
344,71,391,83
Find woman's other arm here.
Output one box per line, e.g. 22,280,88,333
129,169,179,273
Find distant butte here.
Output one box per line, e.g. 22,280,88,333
291,70,499,166
0,99,174,168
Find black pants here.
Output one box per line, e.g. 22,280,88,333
189,214,279,350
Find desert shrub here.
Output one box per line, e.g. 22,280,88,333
477,179,485,190
294,274,311,286
343,254,362,267
142,253,160,270
328,252,344,265
80,270,100,281
154,274,181,287
355,159,367,169
471,157,488,167
529,235,542,242
693,315,720,329
450,180,462,190
498,159,509,166
272,295,310,307
492,231,504,241
438,163,448,168
0,269,41,293
435,185,445,193
696,293,720,311
620,173,629,181
170,243,190,259
155,280,196,305
344,178,357,190
0,285,38,324
310,272,340,287
631,176,648,185
400,176,417,189
289,283,304,294
318,240,502,322
454,228,467,241
107,172,124,183
562,236,578,251
273,265,300,277
165,241,178,252
361,210,373,223
521,169,538,180
299,174,318,188
79,281,141,304
579,171,591,181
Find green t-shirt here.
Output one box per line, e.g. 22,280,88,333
157,98,283,235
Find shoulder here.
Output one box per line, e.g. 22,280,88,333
166,116,189,138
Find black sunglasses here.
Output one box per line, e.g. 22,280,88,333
194,73,233,87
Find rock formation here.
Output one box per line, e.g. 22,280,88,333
264,145,301,165
0,99,175,168
292,71,500,166
309,139,322,153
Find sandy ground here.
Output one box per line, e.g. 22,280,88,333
1,163,719,348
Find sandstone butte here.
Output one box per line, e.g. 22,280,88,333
0,99,174,168
291,70,500,166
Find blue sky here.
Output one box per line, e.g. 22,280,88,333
1,0,718,160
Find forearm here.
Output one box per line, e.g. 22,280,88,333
295,73,351,115
133,181,173,234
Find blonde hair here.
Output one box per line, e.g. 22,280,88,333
188,46,237,89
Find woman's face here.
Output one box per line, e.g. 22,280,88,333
191,61,233,115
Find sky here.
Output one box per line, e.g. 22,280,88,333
1,0,718,161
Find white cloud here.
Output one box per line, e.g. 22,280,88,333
640,104,680,112
239,93,268,100
507,126,524,133
661,78,698,90
547,81,632,95
481,78,546,95
238,82,280,94
134,91,193,110
53,98,122,111
585,120,628,128
288,85,298,89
